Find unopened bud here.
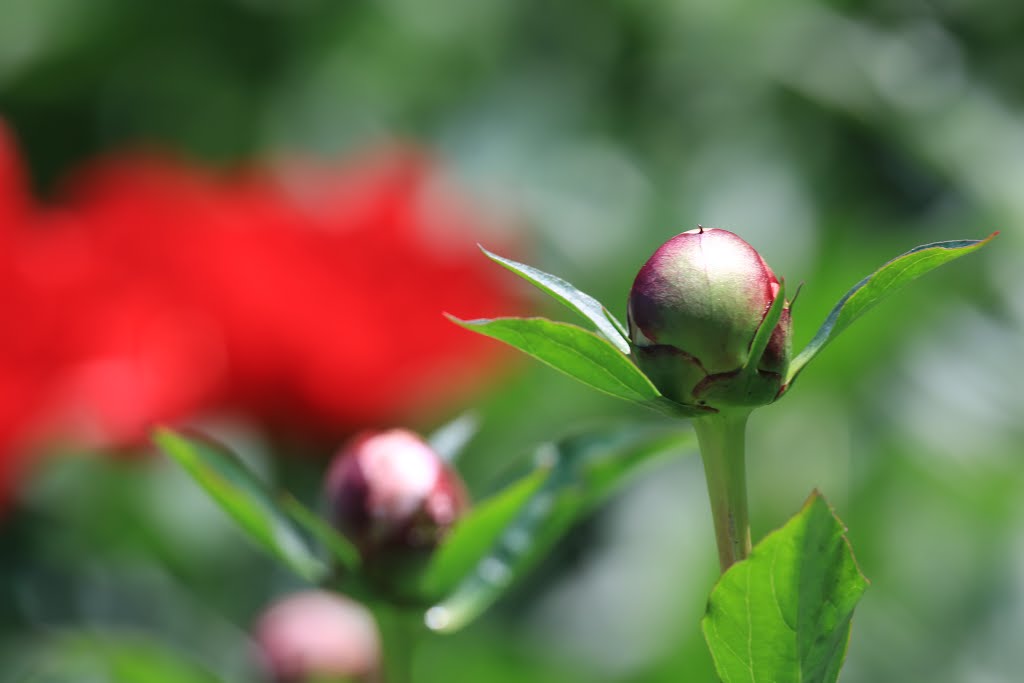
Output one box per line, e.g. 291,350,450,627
325,429,468,590
255,590,380,683
627,227,791,410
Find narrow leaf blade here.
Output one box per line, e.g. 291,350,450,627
279,494,360,573
447,315,660,405
481,246,631,353
702,491,869,683
424,425,697,632
417,467,551,601
788,233,997,383
153,428,328,582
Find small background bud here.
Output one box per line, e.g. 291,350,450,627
325,429,469,592
255,590,381,683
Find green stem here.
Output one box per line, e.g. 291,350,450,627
372,604,418,683
693,411,752,573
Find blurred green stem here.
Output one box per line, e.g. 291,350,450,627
372,605,418,683
693,411,752,573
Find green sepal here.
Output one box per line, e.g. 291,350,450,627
691,279,789,408
743,279,786,375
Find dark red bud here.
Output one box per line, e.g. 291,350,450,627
325,429,469,562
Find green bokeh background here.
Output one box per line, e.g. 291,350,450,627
2,0,1022,681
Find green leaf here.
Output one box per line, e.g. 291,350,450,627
424,424,697,633
702,491,869,683
152,428,330,582
279,493,361,573
417,467,551,601
480,246,631,354
447,315,661,405
787,232,997,384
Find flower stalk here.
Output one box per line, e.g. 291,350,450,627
373,603,419,683
692,411,752,573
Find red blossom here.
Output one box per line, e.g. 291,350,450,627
0,127,523,504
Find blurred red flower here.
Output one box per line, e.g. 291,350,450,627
0,124,522,504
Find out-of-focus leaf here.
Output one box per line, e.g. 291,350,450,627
152,428,330,582
480,246,631,353
702,491,869,683
427,411,480,464
278,494,361,574
10,632,226,683
787,233,997,384
417,467,550,601
447,315,660,404
424,424,697,633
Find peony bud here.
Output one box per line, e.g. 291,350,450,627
325,429,468,588
255,590,381,683
627,227,791,410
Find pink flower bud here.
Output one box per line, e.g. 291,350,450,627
325,429,468,568
255,590,381,683
627,227,791,409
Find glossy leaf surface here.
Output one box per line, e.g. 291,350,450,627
447,315,661,405
480,246,631,353
788,233,997,383
702,492,868,683
425,425,697,633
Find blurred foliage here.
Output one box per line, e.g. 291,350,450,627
2,0,1023,681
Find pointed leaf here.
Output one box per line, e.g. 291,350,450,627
743,279,786,374
702,491,869,683
153,428,328,583
480,246,631,353
788,233,997,383
279,494,361,573
447,315,660,405
424,425,696,632
417,467,551,601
